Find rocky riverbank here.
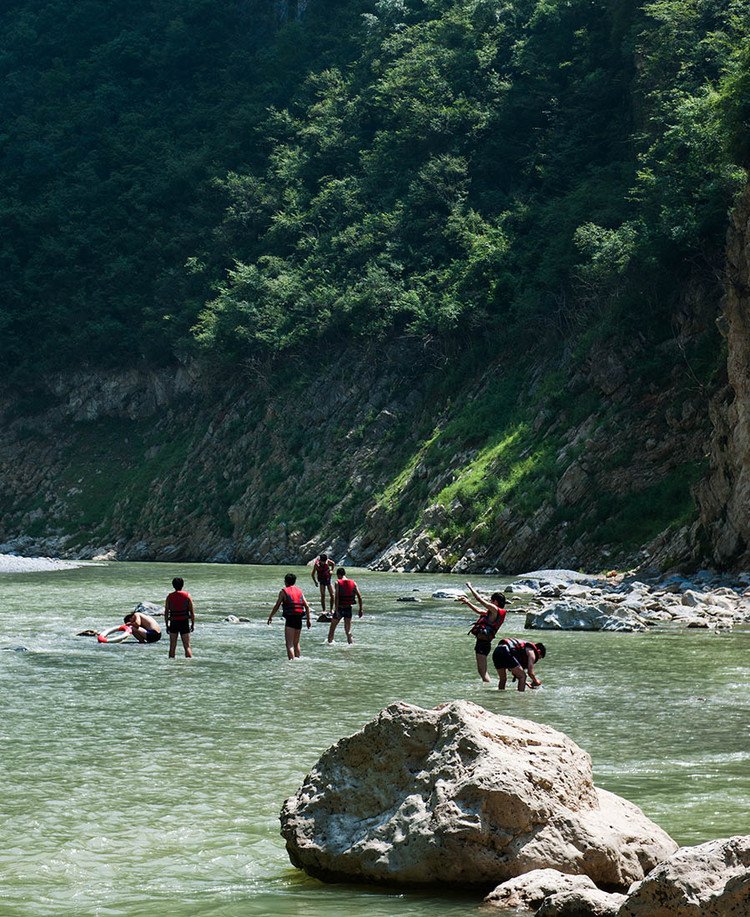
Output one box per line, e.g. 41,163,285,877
510,568,750,632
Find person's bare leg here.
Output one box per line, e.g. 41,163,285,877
169,632,179,658
319,585,326,612
496,667,508,690
293,629,302,658
344,618,353,644
512,664,526,691
327,617,339,643
181,632,193,658
326,583,334,613
476,653,491,682
284,626,296,660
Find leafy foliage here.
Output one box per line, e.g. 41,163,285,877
0,0,747,381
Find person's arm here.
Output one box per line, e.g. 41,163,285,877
302,595,312,629
458,595,484,617
311,567,318,585
334,581,340,614
466,582,495,613
356,585,363,618
526,648,541,687
188,596,195,632
268,591,283,624
164,598,171,630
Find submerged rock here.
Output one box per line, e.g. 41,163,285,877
280,700,676,889
619,835,750,917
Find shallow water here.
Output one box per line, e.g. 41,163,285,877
2,561,749,916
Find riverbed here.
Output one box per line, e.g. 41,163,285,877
2,561,749,917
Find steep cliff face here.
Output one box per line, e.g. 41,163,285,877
0,311,716,572
697,178,750,568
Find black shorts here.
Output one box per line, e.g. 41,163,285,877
283,613,304,630
335,606,353,620
145,630,162,643
168,621,191,635
493,645,522,670
318,574,332,586
474,638,492,656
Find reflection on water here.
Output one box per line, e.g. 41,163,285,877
2,561,750,917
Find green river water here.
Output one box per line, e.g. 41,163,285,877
2,561,750,917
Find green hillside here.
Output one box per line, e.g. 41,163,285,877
0,0,748,569
1,0,746,380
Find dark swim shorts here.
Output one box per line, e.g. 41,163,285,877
168,621,191,635
318,572,332,586
145,629,162,643
474,637,492,656
283,612,304,630
335,606,353,620
492,644,522,669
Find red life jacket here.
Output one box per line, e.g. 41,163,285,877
315,558,331,580
167,590,191,623
470,609,502,639
337,577,357,608
282,585,305,615
500,638,539,667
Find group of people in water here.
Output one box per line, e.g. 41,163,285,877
267,557,363,659
112,555,545,688
460,581,546,691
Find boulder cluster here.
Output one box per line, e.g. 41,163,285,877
280,701,749,917
512,569,750,632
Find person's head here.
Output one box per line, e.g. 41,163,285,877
284,573,297,586
320,553,328,561
172,576,184,591
535,642,546,660
123,613,135,624
337,567,346,579
491,592,506,607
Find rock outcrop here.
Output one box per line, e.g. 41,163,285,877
698,180,750,570
619,835,750,917
280,701,676,889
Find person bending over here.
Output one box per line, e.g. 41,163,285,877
492,638,546,691
123,609,161,643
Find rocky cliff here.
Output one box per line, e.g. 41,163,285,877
696,178,750,569
0,280,721,572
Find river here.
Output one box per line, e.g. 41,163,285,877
2,560,749,916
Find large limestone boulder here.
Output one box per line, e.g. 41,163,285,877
618,835,750,917
525,600,648,631
280,701,676,889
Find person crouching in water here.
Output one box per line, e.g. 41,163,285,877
123,609,161,643
493,638,546,691
165,576,195,658
459,582,506,682
268,573,311,659
327,567,363,644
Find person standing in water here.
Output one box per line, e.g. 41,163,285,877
268,572,312,659
311,553,335,614
327,568,363,644
165,576,195,658
493,638,546,691
458,581,506,682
